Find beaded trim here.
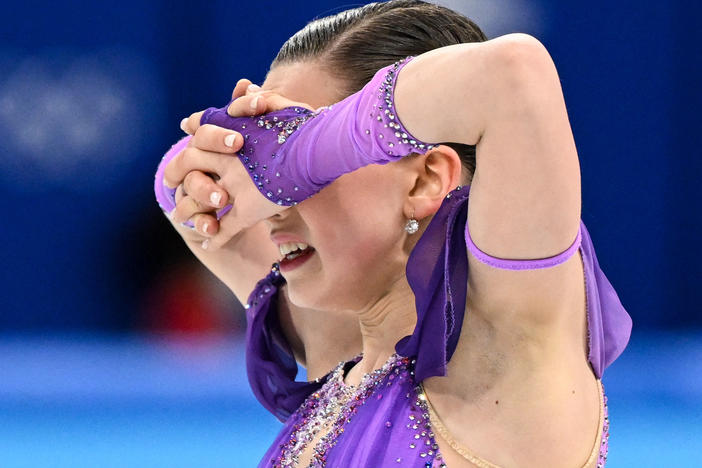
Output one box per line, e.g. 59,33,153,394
253,109,317,146
371,56,438,157
273,354,409,467
244,263,281,311
242,107,317,206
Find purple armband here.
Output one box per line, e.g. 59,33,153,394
199,56,439,205
153,135,232,228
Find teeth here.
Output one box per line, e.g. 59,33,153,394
278,242,309,257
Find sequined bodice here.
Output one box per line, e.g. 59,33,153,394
262,354,447,467
259,353,610,468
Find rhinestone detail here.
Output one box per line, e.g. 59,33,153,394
273,354,408,467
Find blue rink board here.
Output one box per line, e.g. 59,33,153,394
0,331,699,467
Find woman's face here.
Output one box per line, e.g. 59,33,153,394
261,61,416,312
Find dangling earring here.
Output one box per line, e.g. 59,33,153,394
404,210,419,235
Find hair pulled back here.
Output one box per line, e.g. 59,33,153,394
272,0,488,176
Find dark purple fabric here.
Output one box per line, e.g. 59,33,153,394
243,265,325,422
396,185,470,381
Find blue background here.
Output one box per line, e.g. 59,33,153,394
0,0,700,466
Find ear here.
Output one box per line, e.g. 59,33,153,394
404,144,463,220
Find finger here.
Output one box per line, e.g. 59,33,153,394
201,214,245,252
175,183,186,204
190,124,243,154
183,170,230,209
227,92,267,117
227,92,315,117
191,213,220,237
246,83,262,95
180,110,206,135
231,78,253,100
172,195,208,225
163,146,227,189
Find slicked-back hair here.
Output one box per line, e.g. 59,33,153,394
272,0,488,176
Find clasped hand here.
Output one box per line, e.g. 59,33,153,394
163,79,315,251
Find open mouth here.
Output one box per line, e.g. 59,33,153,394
278,242,316,271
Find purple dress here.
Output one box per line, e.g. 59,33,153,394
153,56,631,467
245,185,631,467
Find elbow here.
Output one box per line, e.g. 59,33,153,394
491,33,558,91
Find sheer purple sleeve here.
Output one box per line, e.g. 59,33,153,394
199,56,437,205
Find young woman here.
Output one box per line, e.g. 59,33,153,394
154,1,631,466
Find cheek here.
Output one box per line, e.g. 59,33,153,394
304,168,408,275
286,164,412,309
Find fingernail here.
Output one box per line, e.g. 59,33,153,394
180,118,188,132
210,191,222,207
201,239,209,250
224,133,237,147
250,96,260,110
247,84,261,92
202,222,209,234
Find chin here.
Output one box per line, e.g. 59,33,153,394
285,278,369,313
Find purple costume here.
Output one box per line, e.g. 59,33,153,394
155,57,632,467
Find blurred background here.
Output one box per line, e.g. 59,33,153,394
1,0,700,466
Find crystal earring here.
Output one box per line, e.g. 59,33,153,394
404,210,419,234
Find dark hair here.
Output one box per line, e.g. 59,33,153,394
272,0,488,178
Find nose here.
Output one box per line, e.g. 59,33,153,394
263,205,296,227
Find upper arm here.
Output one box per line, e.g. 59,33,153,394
466,34,581,263
397,34,582,318
185,220,279,304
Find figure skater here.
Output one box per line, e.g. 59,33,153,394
154,1,631,466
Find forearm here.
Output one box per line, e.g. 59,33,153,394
171,217,278,305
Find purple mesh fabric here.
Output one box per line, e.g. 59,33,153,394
396,186,471,381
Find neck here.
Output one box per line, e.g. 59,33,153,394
344,275,417,386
